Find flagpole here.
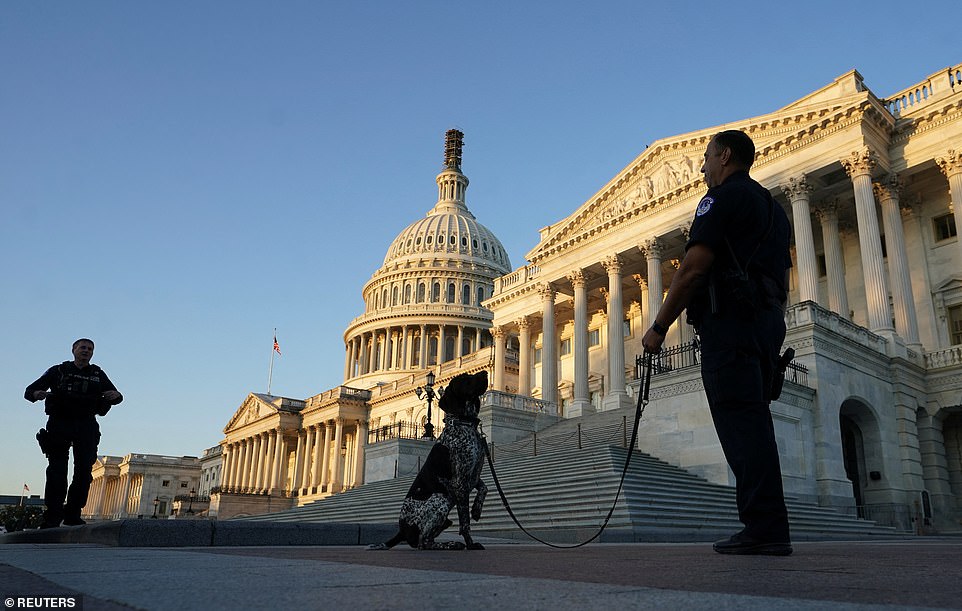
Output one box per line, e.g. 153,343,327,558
268,327,276,396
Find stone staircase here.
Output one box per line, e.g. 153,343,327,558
238,411,900,541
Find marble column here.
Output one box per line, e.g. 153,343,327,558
119,475,132,517
517,317,531,396
343,341,352,381
320,421,333,491
251,434,264,492
632,275,649,329
492,326,506,391
786,175,820,304
312,424,324,490
539,283,558,406
936,150,962,271
269,430,284,494
456,325,464,359
603,256,631,410
567,269,592,416
875,175,921,348
238,438,251,492
813,200,850,319
301,426,316,492
220,444,232,491
331,418,345,493
354,419,368,487
841,147,893,334
292,431,305,495
642,239,664,330
436,325,445,365
418,324,427,368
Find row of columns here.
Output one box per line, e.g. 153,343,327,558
345,324,486,379
787,147,962,349
86,472,136,518
491,242,672,415
221,419,368,497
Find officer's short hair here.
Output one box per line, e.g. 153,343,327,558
713,130,755,168
73,338,95,350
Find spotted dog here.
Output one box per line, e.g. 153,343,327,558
369,371,489,550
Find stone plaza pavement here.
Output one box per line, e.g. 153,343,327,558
2,528,961,611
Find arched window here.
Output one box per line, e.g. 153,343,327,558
447,282,456,303
391,286,399,306
404,284,412,304
382,288,388,308
462,284,471,305
417,283,426,303
444,336,456,362
477,286,485,305
432,282,441,302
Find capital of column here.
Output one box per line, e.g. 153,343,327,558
602,254,623,275
566,269,587,288
784,175,813,202
812,199,840,223
841,147,877,179
678,223,692,241
872,173,903,203
491,325,505,339
538,283,555,301
936,150,962,178
631,273,647,290
640,238,664,259
516,315,530,330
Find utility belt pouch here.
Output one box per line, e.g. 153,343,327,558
770,347,796,401
36,428,53,456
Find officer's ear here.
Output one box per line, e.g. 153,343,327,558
718,145,733,166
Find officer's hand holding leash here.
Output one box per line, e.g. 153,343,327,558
642,319,669,354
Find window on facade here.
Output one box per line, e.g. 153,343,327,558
447,283,456,303
162,480,170,487
623,318,632,337
462,284,471,305
934,213,958,242
477,287,485,305
589,329,600,347
450,235,457,245
817,254,827,277
438,233,445,245
417,283,425,303
404,284,412,304
880,234,887,259
461,236,468,247
560,338,571,356
180,481,188,488
949,304,962,346
432,282,441,302
534,347,542,364
426,235,433,245
392,286,399,306
382,289,388,307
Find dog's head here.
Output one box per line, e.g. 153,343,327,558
438,371,488,420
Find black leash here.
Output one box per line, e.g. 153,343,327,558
482,351,654,548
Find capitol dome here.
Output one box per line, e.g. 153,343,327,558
342,130,512,387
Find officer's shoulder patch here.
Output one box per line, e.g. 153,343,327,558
695,196,714,216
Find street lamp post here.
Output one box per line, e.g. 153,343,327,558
187,488,195,515
414,370,444,439
152,497,159,519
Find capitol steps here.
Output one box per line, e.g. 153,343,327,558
237,443,899,541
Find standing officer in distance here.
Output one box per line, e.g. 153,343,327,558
25,338,123,528
642,130,794,555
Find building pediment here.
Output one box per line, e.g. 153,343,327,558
525,90,871,264
223,393,301,434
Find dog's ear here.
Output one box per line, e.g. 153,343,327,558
474,371,489,393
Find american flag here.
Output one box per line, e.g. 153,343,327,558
273,335,282,356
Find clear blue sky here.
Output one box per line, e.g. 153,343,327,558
2,1,958,495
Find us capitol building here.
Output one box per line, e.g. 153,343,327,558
86,62,962,531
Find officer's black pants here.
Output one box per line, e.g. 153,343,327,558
698,306,790,543
43,416,101,524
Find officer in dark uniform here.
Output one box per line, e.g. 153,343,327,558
642,130,793,555
25,338,123,528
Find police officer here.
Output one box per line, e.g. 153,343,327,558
25,338,123,528
642,130,793,555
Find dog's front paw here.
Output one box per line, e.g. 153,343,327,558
471,506,482,521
